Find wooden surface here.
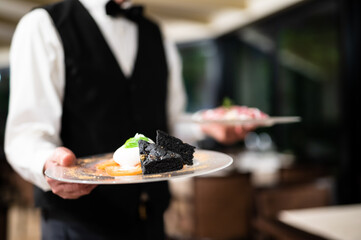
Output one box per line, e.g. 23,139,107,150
7,205,41,240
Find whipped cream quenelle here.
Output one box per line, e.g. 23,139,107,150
113,133,154,169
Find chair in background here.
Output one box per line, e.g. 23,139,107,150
0,157,41,240
193,172,252,240
252,177,333,240
279,164,331,185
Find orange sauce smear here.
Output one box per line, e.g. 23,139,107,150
95,159,142,176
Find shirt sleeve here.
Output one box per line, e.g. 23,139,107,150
164,39,186,134
5,9,65,191
164,39,205,142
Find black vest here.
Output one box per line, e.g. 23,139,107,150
34,0,170,237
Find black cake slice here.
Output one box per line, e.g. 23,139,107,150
156,130,195,165
138,140,184,174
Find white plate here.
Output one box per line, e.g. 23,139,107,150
189,115,301,126
45,149,233,184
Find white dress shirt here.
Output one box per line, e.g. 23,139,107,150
5,0,186,191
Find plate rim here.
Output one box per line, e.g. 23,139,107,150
190,115,301,126
45,149,233,184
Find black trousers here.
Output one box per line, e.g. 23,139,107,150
41,207,166,240
41,216,109,240
39,182,170,240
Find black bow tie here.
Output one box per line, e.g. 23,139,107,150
105,1,143,22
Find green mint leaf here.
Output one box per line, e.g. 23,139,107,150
123,134,150,148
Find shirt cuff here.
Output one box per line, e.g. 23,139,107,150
30,148,55,192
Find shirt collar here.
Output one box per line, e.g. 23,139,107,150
79,0,109,13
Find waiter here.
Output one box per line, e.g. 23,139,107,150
5,0,248,239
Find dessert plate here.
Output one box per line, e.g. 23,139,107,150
45,149,233,184
189,115,301,126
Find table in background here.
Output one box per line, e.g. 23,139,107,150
279,204,361,240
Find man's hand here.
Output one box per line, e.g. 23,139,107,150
201,124,255,145
44,147,97,199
